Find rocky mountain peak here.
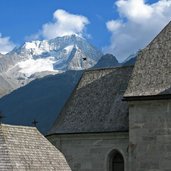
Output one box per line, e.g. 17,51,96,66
93,54,119,68
0,35,102,97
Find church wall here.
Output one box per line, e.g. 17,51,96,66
128,99,171,171
47,132,129,171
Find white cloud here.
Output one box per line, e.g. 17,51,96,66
0,33,15,54
116,0,153,23
106,20,123,31
28,9,89,40
106,0,171,62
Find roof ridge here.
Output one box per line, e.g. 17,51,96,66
124,21,171,98
1,123,37,129
85,65,134,72
145,20,171,49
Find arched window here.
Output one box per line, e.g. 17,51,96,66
108,150,124,171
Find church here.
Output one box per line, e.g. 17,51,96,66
46,20,171,171
0,21,171,171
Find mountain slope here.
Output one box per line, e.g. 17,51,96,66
0,70,82,134
123,53,137,66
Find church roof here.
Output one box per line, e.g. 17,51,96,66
49,66,133,134
0,124,71,171
124,21,171,99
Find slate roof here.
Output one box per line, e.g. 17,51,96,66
0,124,71,171
124,21,171,98
49,66,133,134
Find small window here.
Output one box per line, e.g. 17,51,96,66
108,150,124,171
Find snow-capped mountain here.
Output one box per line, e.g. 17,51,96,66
0,34,102,97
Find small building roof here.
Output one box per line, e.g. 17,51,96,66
49,66,133,134
0,124,71,171
124,21,171,99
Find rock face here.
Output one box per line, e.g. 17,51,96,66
93,54,119,68
0,34,102,97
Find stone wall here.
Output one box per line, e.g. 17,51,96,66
47,132,129,171
128,99,171,171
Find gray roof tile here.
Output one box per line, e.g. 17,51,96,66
124,21,171,98
0,124,71,171
49,66,133,134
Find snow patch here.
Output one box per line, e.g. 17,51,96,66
18,57,58,77
64,45,74,53
24,41,51,56
64,45,74,58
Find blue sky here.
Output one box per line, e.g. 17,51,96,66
0,0,171,61
0,0,117,47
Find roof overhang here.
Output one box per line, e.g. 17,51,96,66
46,130,129,137
123,94,171,101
